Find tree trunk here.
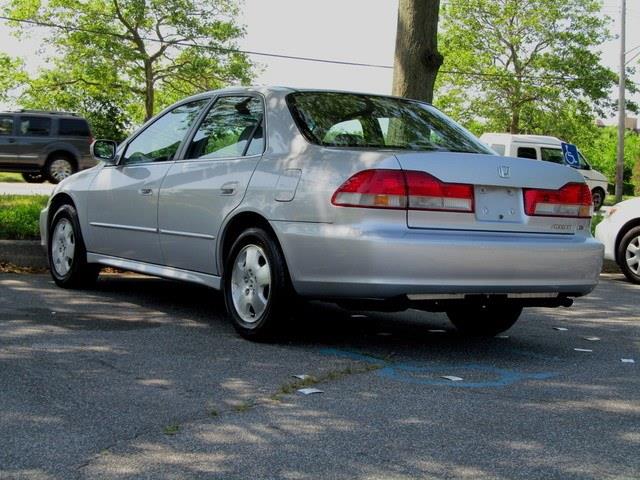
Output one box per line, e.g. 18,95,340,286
509,109,520,134
392,0,443,103
144,60,154,121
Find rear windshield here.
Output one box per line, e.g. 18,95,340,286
287,92,492,154
59,118,91,137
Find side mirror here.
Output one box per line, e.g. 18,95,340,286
91,139,118,164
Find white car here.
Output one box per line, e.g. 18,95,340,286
480,133,609,210
595,197,640,283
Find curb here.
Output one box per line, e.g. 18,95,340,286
0,240,48,269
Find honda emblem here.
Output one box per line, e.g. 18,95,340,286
498,165,511,178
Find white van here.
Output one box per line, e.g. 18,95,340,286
479,133,609,210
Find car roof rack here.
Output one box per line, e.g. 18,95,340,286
3,109,80,116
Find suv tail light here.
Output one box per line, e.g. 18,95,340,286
331,169,474,213
523,183,592,218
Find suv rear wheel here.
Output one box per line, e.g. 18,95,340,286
446,304,522,336
45,155,76,184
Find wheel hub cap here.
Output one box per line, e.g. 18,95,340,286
230,244,271,323
50,159,73,181
626,235,640,275
51,218,75,276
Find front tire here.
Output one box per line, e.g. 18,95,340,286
446,304,523,336
618,226,640,284
223,227,292,340
22,172,46,183
48,204,99,288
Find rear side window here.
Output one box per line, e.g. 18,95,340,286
0,116,13,135
59,118,91,137
20,117,51,136
540,147,564,164
516,147,537,159
186,96,264,159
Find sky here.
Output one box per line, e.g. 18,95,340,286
0,0,638,121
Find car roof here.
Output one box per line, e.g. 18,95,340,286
481,133,563,146
0,110,85,120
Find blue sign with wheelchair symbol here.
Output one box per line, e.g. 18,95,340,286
561,142,580,168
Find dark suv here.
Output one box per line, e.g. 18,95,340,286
0,110,96,183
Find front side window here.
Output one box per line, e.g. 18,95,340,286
541,147,564,164
122,99,208,165
59,118,91,137
517,147,537,159
20,117,51,136
287,92,492,154
186,96,264,159
0,116,13,136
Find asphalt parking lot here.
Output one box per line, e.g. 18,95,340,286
0,272,638,480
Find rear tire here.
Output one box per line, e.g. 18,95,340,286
223,227,293,341
617,226,640,284
48,204,99,288
591,188,605,211
22,172,46,183
45,155,76,184
446,304,523,336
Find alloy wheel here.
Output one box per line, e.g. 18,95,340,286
626,235,640,275
230,244,271,323
52,218,75,276
49,159,73,182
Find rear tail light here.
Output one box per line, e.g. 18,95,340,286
331,169,474,213
89,135,95,145
405,171,474,212
523,183,592,218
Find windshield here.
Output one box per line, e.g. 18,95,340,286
287,92,493,154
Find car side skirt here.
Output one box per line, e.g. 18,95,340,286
86,252,221,289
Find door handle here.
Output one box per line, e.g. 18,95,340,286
220,181,239,196
138,188,153,196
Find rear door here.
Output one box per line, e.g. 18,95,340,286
87,99,208,264
158,95,265,274
16,115,52,168
0,115,20,168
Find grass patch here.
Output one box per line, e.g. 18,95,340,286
163,424,180,435
591,213,604,236
604,194,635,207
0,172,24,183
0,195,48,240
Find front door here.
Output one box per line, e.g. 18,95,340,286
158,95,265,274
86,99,209,264
0,115,20,169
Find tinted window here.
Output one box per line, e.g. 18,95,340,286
122,100,207,165
186,96,264,159
287,92,492,154
517,147,537,159
541,147,564,164
59,118,90,137
0,116,13,136
20,117,51,136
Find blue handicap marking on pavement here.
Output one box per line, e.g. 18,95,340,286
320,348,556,388
561,142,580,168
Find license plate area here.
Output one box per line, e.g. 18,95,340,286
474,186,523,223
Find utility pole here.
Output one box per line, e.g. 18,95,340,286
616,0,627,203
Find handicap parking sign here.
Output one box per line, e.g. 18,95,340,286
561,142,580,168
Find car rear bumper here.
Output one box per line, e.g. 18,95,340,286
271,221,604,299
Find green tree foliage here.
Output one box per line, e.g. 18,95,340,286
5,0,253,126
0,53,25,102
436,0,620,135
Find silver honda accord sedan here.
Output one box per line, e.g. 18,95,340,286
40,86,603,339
